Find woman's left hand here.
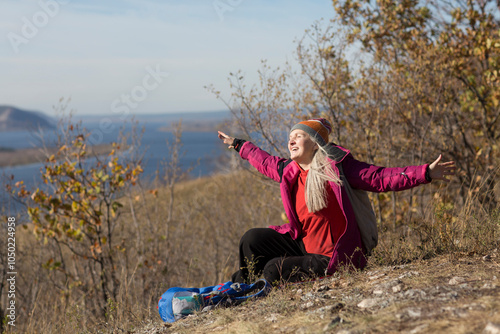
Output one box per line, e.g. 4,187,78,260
428,154,456,182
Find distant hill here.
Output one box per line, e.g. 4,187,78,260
0,106,56,132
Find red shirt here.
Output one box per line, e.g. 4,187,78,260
293,163,346,257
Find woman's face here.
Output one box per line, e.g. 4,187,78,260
288,129,318,165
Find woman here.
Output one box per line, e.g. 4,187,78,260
218,118,456,285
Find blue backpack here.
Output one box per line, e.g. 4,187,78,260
158,279,272,323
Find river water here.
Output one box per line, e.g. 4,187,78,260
0,121,225,215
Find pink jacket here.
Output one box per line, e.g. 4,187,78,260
239,141,430,274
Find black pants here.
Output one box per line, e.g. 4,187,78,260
231,228,330,285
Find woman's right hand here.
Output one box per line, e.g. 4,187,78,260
217,131,235,148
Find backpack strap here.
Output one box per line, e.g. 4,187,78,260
336,163,378,255
230,279,272,302
202,279,272,307
324,143,348,162
278,159,293,183
325,144,377,254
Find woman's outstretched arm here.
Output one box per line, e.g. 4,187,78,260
217,130,288,182
342,154,456,192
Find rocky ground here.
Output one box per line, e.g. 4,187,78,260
135,250,500,334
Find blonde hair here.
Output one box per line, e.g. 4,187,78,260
305,144,342,213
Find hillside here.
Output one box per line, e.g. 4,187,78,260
7,169,499,334
138,252,500,334
0,105,55,131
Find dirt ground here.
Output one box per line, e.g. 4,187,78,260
138,250,500,334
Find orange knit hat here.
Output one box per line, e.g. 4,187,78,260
290,118,332,146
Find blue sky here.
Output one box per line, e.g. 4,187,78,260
0,0,336,116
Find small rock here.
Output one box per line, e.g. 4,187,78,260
464,303,486,311
357,298,379,309
409,324,429,334
301,301,314,309
301,292,314,301
317,284,330,292
265,313,280,322
484,322,500,334
365,270,379,276
372,279,402,295
404,289,427,300
211,326,225,331
392,284,403,293
396,308,422,320
296,288,303,295
449,276,466,285
441,306,456,313
398,271,420,279
445,291,459,299
392,264,408,270
407,308,422,318
314,305,335,314
481,282,497,289
369,273,386,280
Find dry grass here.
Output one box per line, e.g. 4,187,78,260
2,168,499,333
1,171,283,333
161,251,500,334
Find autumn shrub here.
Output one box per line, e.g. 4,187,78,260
0,113,286,333
210,1,499,260
371,168,500,266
